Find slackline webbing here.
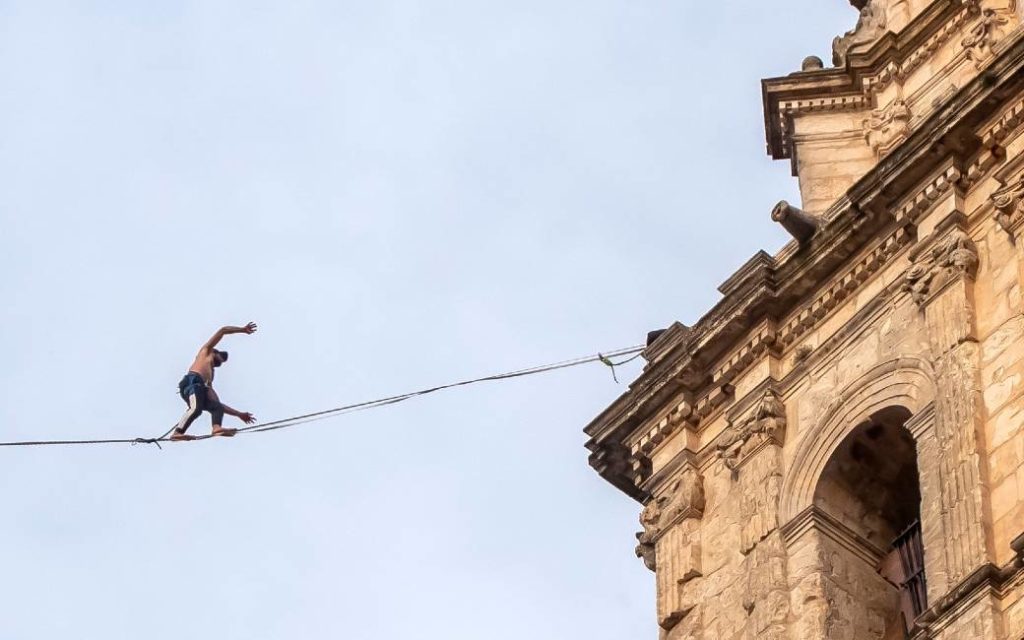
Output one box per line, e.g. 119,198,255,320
0,345,645,449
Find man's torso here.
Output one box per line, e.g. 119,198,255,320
188,350,216,385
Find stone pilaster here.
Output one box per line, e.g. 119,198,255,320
903,212,995,597
635,463,705,636
710,387,790,640
906,404,952,604
992,153,1024,294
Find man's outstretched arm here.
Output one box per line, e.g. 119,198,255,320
202,322,258,352
220,403,257,425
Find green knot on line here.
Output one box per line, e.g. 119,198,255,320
598,353,620,383
597,351,644,383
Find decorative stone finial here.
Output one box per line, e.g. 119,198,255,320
801,56,824,71
771,200,819,244
833,1,887,66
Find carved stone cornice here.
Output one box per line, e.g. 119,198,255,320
960,144,1005,186
780,226,912,347
587,220,915,498
586,32,1024,501
980,94,1024,148
622,378,740,490
902,212,979,307
893,152,1002,226
874,1,980,95
893,165,960,224
642,321,690,368
781,505,887,568
712,319,780,386
776,95,869,118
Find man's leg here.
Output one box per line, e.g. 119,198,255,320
206,388,237,437
171,391,204,441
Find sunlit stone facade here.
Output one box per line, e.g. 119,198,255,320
584,2,1024,637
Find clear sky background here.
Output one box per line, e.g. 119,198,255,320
1,2,856,638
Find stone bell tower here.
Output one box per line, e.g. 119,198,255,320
585,1,1024,638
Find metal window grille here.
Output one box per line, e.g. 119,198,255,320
893,519,927,629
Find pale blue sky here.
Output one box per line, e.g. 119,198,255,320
1,2,854,638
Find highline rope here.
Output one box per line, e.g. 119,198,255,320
0,345,645,449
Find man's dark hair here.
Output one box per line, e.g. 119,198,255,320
215,349,229,363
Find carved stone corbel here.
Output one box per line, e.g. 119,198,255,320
635,504,659,571
989,152,1024,237
715,388,787,476
634,465,705,571
993,172,1024,237
902,222,979,308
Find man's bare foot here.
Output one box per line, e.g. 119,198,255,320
170,431,197,441
212,426,238,437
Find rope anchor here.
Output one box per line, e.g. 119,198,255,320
598,351,643,383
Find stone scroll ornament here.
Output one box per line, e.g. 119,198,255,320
864,98,912,157
902,229,979,307
634,467,705,571
715,388,787,477
962,2,1014,68
993,174,1024,234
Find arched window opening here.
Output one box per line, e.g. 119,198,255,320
813,407,926,638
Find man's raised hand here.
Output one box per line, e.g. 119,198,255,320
243,322,258,335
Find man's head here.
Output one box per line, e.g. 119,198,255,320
213,349,229,367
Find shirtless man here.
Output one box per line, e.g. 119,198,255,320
170,322,259,441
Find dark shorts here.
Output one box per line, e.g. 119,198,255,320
174,372,223,434
178,372,209,407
